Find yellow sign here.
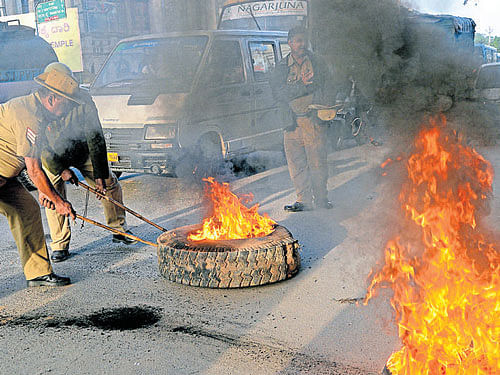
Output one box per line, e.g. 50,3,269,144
107,152,119,162
37,8,83,72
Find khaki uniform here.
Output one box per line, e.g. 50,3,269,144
283,54,329,206
0,93,53,280
43,161,126,251
41,95,127,251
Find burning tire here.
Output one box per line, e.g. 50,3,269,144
157,224,300,288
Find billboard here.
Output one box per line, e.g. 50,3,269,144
38,8,83,72
0,7,83,72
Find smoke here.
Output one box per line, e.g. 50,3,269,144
311,0,498,144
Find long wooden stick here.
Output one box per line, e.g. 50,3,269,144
76,214,158,247
78,181,167,232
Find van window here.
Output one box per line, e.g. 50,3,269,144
249,41,275,81
476,65,500,90
280,42,291,59
92,36,208,93
200,40,245,87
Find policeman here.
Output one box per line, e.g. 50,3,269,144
0,67,78,287
270,27,337,212
40,63,136,263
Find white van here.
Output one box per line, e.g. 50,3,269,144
90,29,289,177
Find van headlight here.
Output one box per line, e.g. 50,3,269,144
144,124,176,140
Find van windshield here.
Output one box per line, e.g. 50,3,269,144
92,36,208,92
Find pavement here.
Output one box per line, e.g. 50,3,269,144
2,141,498,375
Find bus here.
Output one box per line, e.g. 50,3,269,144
474,43,498,64
0,20,57,103
218,0,308,31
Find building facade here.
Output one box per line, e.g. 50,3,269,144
2,0,219,81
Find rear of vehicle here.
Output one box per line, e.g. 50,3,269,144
0,20,57,103
218,0,308,31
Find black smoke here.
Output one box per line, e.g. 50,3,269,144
311,0,498,144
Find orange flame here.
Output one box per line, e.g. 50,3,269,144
188,177,276,241
365,116,500,374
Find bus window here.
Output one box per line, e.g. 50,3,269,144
218,0,308,31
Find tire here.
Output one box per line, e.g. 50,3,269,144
175,134,225,179
17,168,37,191
157,224,301,288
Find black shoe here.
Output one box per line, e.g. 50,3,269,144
112,230,138,245
284,202,312,212
51,250,70,263
316,200,333,210
27,273,71,287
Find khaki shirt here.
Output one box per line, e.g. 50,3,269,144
0,93,48,178
287,54,314,115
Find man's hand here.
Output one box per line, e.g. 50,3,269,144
61,169,78,185
94,178,107,199
55,199,76,220
38,191,55,210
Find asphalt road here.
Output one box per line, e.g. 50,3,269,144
2,142,498,375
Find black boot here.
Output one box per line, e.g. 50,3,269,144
50,250,70,262
112,230,138,245
27,273,71,287
284,202,312,212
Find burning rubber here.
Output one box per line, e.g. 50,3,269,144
157,224,300,288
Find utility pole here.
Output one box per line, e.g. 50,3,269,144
487,26,493,45
207,0,217,29
0,0,6,16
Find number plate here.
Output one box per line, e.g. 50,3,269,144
107,152,118,162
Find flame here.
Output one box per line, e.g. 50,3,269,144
188,177,276,241
365,116,500,374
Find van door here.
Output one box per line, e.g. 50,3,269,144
189,38,254,156
248,39,283,151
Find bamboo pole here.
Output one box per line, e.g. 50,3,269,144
76,214,158,247
78,181,167,232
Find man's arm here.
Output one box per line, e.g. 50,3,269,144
270,62,315,103
25,156,76,219
85,99,110,182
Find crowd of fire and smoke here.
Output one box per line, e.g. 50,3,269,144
365,116,499,374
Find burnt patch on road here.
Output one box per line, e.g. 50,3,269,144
0,305,161,331
86,306,161,330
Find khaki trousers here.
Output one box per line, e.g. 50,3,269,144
284,116,328,205
0,179,52,280
43,158,127,251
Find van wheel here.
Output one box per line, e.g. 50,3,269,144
176,134,224,180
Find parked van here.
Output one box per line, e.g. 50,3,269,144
90,30,289,176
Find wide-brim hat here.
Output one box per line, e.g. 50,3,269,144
34,69,84,104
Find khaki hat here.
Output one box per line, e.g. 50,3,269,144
34,65,84,104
